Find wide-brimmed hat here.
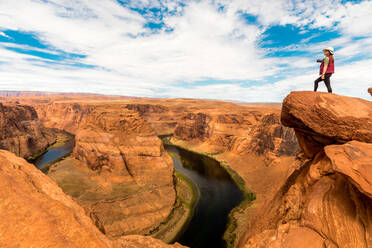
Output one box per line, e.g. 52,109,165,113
323,47,334,55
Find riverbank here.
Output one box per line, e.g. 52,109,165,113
149,165,198,243
29,132,75,173
160,135,256,248
27,132,72,160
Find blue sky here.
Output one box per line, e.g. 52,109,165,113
0,0,371,102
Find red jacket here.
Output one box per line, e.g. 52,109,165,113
320,56,334,75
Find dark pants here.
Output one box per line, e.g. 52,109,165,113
314,73,332,93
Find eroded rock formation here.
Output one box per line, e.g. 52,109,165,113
241,91,372,248
174,112,212,141
0,103,55,159
0,149,114,248
281,91,372,158
173,110,298,163
0,149,185,248
125,103,182,135
117,235,186,248
31,102,176,238
369,87,372,96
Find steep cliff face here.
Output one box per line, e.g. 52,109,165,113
230,113,298,158
33,102,176,238
173,110,298,161
0,149,114,248
0,103,55,159
124,103,181,135
241,92,372,248
33,102,94,133
174,112,212,141
0,149,185,248
120,100,298,162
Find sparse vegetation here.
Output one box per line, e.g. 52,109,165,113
148,169,197,243
161,135,257,248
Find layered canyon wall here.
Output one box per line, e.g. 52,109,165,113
119,100,299,247
0,102,55,159
28,101,176,238
121,100,298,164
0,149,184,248
241,91,372,248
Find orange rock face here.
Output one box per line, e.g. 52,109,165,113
281,91,372,158
117,235,186,248
241,91,372,248
0,149,113,248
121,99,299,246
369,87,372,96
325,141,372,198
0,103,55,159
71,105,176,238
173,109,298,163
0,149,186,248
27,101,176,238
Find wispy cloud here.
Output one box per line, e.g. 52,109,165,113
0,0,371,101
0,31,10,38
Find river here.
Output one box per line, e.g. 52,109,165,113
31,135,75,172
165,145,244,248
31,136,244,248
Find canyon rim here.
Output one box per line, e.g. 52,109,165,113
1,1,372,247
0,89,370,248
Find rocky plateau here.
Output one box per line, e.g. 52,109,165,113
0,90,371,248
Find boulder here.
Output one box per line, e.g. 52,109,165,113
282,91,372,144
281,91,372,158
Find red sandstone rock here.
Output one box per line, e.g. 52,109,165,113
0,149,187,248
10,94,299,246
281,91,372,158
0,149,113,248
36,103,177,238
0,103,55,159
325,141,372,198
174,112,212,141
117,235,186,248
173,110,298,163
369,88,372,96
241,92,372,248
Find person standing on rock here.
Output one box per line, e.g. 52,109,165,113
314,47,334,93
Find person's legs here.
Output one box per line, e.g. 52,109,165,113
314,76,322,92
324,73,332,93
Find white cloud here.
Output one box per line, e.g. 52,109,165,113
0,0,371,101
0,31,10,38
161,58,372,102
